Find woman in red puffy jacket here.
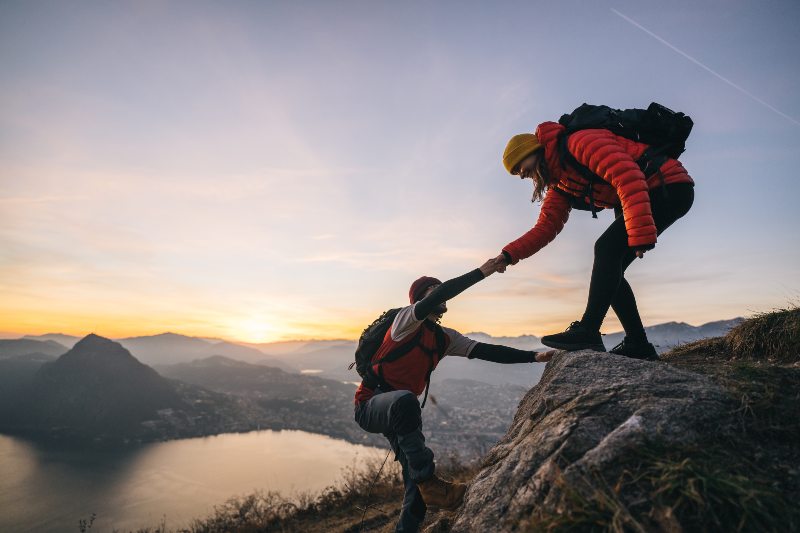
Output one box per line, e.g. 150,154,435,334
495,121,695,360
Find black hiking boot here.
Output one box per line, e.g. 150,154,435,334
609,337,659,361
541,321,605,352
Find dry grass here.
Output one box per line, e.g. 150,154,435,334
522,443,797,533
726,306,800,363
126,453,475,533
186,455,404,533
663,306,799,365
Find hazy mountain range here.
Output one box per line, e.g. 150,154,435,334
9,317,744,387
17,332,295,370
0,316,745,452
0,335,513,451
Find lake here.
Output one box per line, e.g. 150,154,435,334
0,430,385,532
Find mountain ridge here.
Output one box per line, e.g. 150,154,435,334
0,334,273,445
16,316,743,355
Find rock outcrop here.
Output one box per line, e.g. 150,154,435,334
435,308,800,533
448,350,736,531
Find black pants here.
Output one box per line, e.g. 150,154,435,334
581,183,694,340
354,390,433,532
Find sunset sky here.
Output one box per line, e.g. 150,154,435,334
1,0,799,343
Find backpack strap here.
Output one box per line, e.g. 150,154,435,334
558,132,601,218
418,324,447,408
559,131,675,216
369,323,448,409
366,326,425,394
375,326,424,364
636,147,671,199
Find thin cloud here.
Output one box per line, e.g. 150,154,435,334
0,195,86,205
611,8,800,127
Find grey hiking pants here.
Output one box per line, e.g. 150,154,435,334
354,389,434,533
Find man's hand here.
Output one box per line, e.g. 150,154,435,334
493,253,508,273
635,249,645,259
535,349,559,363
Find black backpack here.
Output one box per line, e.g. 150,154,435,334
350,308,445,408
556,102,693,217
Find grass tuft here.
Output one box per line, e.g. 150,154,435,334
664,306,800,365
726,306,800,363
523,444,798,533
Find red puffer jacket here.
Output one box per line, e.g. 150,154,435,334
503,122,694,263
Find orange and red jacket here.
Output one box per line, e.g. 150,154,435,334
502,122,694,264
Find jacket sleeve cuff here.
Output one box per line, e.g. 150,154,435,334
501,249,518,265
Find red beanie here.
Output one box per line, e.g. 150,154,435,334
409,276,442,304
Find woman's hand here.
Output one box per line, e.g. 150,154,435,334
535,349,559,362
479,257,506,277
632,244,654,259
493,253,508,273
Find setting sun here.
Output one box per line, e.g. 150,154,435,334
225,315,276,344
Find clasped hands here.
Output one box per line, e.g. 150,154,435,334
479,254,511,277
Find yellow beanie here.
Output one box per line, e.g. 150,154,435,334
502,133,542,174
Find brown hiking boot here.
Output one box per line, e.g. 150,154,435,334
417,475,467,510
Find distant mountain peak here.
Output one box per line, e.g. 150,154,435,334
143,332,195,340
63,333,126,356
119,332,212,344
75,332,112,346
57,334,145,371
156,331,191,338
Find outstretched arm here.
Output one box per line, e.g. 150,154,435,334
469,343,557,363
501,187,572,265
413,259,500,320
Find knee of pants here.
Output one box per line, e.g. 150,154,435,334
594,233,625,260
390,392,422,435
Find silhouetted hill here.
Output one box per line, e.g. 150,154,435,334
0,353,57,421
22,333,80,348
19,334,181,434
1,335,268,444
0,338,68,359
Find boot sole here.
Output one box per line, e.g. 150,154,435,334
610,351,659,361
542,339,606,352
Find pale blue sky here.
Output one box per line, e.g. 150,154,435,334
1,0,798,341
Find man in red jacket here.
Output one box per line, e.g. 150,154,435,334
354,258,555,532
495,121,695,360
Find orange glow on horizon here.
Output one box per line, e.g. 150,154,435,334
0,307,622,344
